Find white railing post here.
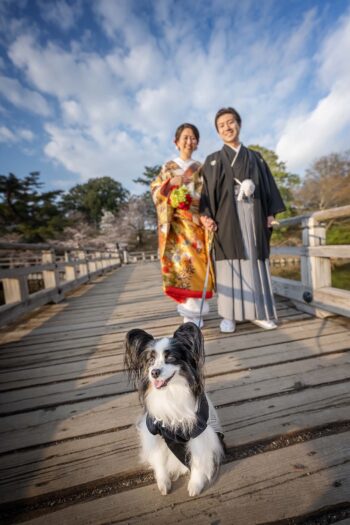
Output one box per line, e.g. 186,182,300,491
102,252,109,269
112,250,121,266
64,251,77,282
303,217,332,289
42,250,60,290
77,250,88,278
301,217,332,317
88,252,97,274
95,251,103,272
301,218,311,289
2,276,29,304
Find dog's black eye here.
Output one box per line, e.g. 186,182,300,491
164,351,176,363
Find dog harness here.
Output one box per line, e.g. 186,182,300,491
146,393,209,467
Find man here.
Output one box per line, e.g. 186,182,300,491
200,107,285,333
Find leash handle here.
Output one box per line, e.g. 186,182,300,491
199,230,214,323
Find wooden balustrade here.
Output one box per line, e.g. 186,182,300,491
271,205,350,318
0,243,122,327
123,250,159,263
0,205,348,326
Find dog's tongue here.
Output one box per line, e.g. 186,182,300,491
154,378,166,389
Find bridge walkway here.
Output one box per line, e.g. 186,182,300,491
0,263,349,524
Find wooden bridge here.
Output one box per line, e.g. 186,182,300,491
0,206,349,525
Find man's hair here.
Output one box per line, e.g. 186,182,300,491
214,107,242,130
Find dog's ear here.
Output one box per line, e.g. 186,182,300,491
124,329,154,384
173,322,204,366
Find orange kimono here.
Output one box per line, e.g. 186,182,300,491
151,159,214,303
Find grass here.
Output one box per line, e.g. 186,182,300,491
270,260,350,291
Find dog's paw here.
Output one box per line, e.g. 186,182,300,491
187,479,204,497
157,478,171,495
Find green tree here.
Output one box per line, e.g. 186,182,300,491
62,176,129,226
133,165,162,187
249,145,300,218
0,171,66,242
133,165,161,231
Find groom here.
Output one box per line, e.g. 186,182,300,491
200,107,285,332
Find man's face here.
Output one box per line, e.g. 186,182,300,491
216,113,240,146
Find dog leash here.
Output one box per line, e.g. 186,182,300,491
199,230,214,325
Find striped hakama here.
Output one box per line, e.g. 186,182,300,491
215,187,277,322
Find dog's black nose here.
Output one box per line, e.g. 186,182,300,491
151,368,161,378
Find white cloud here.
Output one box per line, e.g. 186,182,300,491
18,128,35,141
8,34,130,128
38,0,82,31
0,125,34,143
43,122,165,193
0,125,16,143
7,4,318,184
93,0,149,46
3,0,350,189
61,99,84,124
276,11,350,172
0,75,51,116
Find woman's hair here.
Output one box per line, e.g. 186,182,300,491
174,123,200,143
214,107,242,130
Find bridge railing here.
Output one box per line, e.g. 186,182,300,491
123,250,159,263
271,205,350,318
0,243,121,328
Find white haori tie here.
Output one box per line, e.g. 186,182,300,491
234,179,255,201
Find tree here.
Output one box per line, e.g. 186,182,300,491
0,171,66,242
62,177,129,227
248,145,300,217
133,165,161,232
110,195,158,248
133,165,161,187
295,151,350,211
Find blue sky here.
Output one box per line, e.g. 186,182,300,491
1,0,350,194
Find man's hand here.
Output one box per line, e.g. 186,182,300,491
267,215,279,228
200,216,217,232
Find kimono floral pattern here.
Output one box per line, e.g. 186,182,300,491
151,160,214,303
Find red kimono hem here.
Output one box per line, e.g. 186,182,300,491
165,287,213,303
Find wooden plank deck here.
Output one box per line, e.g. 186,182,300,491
0,262,349,525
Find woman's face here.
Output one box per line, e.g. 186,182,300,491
175,127,198,156
216,113,240,146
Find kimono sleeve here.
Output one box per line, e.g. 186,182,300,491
260,157,286,216
150,163,175,225
199,159,215,219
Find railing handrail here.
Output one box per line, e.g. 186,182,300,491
277,204,350,227
0,242,120,253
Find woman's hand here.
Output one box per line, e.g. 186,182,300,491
200,215,217,232
170,175,183,187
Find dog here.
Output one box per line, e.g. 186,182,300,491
124,322,225,496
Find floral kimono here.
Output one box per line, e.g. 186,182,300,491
151,158,214,303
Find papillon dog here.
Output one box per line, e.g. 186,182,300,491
125,322,224,497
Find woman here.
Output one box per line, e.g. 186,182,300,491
151,123,214,326
200,107,286,332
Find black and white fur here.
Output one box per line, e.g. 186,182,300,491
125,322,224,496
